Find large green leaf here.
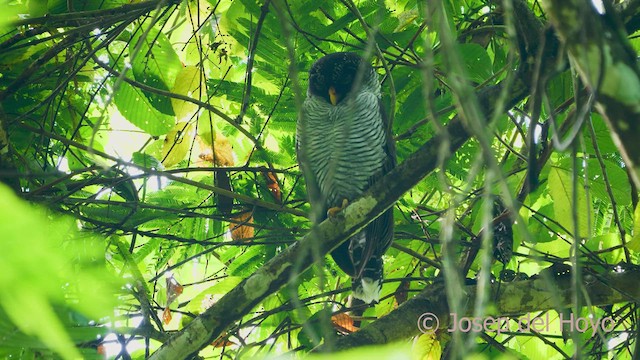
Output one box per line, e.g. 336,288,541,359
113,80,176,136
456,43,494,84
548,166,593,238
0,184,117,359
130,26,182,116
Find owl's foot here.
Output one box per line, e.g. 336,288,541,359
327,198,349,218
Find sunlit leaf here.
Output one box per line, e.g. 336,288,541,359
0,184,117,359
548,166,593,238
114,81,176,136
161,121,195,167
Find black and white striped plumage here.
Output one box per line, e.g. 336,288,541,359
297,52,396,303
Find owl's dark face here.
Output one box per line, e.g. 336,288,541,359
308,52,372,105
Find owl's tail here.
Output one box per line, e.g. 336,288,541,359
352,257,383,304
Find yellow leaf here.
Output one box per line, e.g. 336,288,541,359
229,212,254,241
198,132,234,167
161,122,194,167
412,333,442,360
171,66,202,121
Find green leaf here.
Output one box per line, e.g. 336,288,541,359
587,158,631,206
585,115,620,155
129,26,182,116
296,308,333,349
0,2,22,30
628,204,640,252
113,80,175,136
132,151,162,169
227,246,264,276
548,166,592,238
457,43,493,83
585,233,623,264
523,203,554,243
0,184,117,359
412,333,442,360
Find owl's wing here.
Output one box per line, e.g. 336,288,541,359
351,98,396,279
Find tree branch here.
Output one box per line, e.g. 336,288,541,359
13,0,179,27
318,269,640,351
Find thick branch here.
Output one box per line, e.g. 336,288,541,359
320,270,640,351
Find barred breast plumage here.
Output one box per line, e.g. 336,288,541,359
303,92,387,207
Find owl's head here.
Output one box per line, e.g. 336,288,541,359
307,52,379,105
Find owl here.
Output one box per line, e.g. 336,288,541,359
297,52,396,303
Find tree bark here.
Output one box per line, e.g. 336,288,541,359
318,269,640,351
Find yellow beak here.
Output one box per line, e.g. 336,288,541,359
329,86,338,106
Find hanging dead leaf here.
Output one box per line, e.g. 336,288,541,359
162,275,183,325
212,134,234,166
162,307,172,325
395,279,410,306
195,134,235,212
331,313,358,334
197,135,214,166
262,171,282,203
198,151,214,164
197,133,234,167
229,212,254,241
166,276,184,306
211,332,234,348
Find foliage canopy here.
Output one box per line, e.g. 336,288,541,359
2,0,640,358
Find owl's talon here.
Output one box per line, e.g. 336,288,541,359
327,198,349,218
327,207,341,217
